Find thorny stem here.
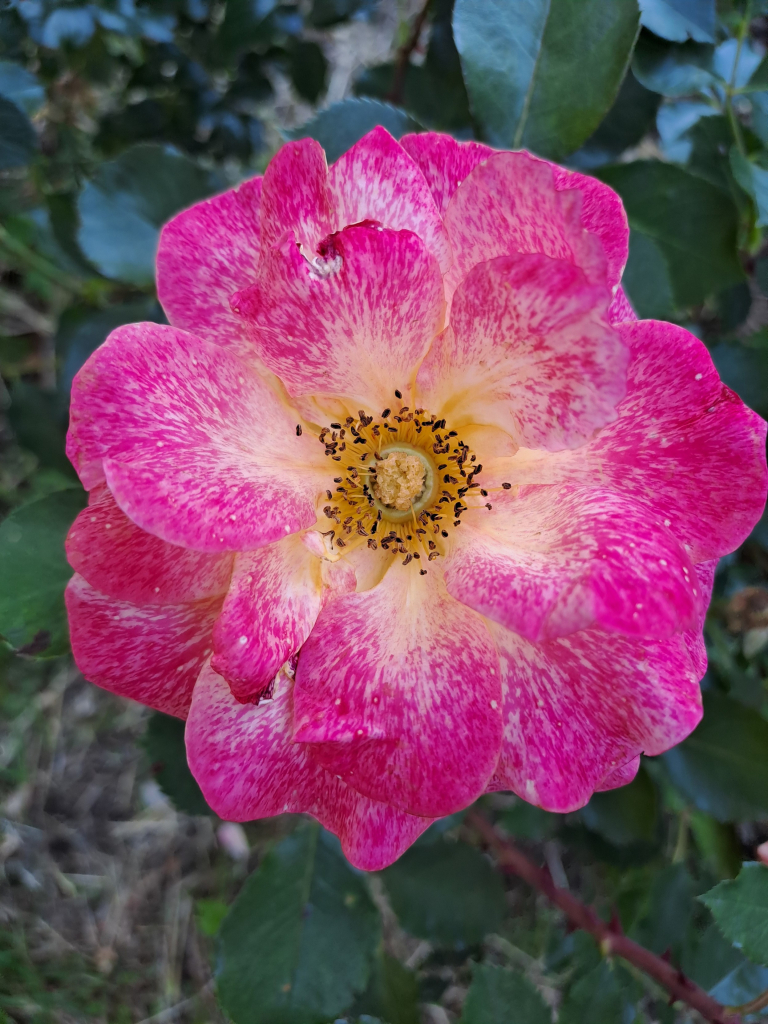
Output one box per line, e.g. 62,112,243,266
467,810,742,1024
387,0,433,106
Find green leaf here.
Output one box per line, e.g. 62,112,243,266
0,95,37,169
580,766,659,847
142,711,212,817
632,35,715,96
461,964,551,1024
621,229,676,319
288,40,328,103
597,161,744,308
710,341,768,418
381,840,504,946
287,99,420,163
0,489,86,657
217,825,380,1024
310,0,369,28
8,380,73,477
214,0,279,62
662,691,768,821
700,863,768,966
638,0,716,43
730,147,768,226
682,921,745,991
76,144,221,286
453,0,640,159
0,60,45,115
56,299,166,394
196,898,229,937
354,950,420,1024
632,863,695,954
570,70,660,169
498,801,559,842
559,960,638,1024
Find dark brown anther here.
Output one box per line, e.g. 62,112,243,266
381,408,391,418
402,553,413,565
502,482,512,489
345,417,354,425
413,552,420,559
480,489,488,496
395,389,402,399
326,490,333,500
441,530,449,537
485,503,492,510
332,455,342,461
419,569,427,575
428,551,440,560
367,538,378,549
336,538,346,548
330,422,341,429
296,424,302,436
428,540,436,550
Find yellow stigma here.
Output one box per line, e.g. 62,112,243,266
312,396,499,573
373,451,425,510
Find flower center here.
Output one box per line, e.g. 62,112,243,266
311,395,497,574
371,444,436,520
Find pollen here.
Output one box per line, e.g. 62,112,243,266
373,451,426,510
311,392,496,572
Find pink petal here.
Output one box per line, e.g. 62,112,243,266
683,559,717,677
445,486,699,642
401,134,629,292
328,126,452,274
400,132,495,215
443,151,610,306
292,564,503,818
233,224,444,409
186,662,434,870
212,534,354,703
156,177,262,361
259,137,334,253
608,285,636,323
551,165,629,294
66,573,221,719
66,322,327,552
595,756,641,792
67,484,233,605
417,252,627,451
504,320,768,563
487,623,703,812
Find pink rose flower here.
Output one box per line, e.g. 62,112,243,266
64,129,767,870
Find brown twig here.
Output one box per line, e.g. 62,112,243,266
467,810,742,1024
387,0,433,106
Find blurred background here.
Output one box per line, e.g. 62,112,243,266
4,1,768,1022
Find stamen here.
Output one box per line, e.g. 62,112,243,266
310,404,491,571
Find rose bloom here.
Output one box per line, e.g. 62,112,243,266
65,129,767,869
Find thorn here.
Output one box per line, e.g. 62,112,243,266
609,907,623,935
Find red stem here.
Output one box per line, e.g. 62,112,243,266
468,810,741,1024
387,0,433,106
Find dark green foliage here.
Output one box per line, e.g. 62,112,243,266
381,840,505,946
217,825,381,1024
76,144,221,286
597,161,745,309
461,964,551,1024
580,767,659,848
663,692,768,821
142,711,211,817
288,98,420,163
0,489,86,657
5,4,768,1024
0,95,37,169
700,863,768,966
453,0,640,159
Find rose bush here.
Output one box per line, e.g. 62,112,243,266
63,128,767,870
